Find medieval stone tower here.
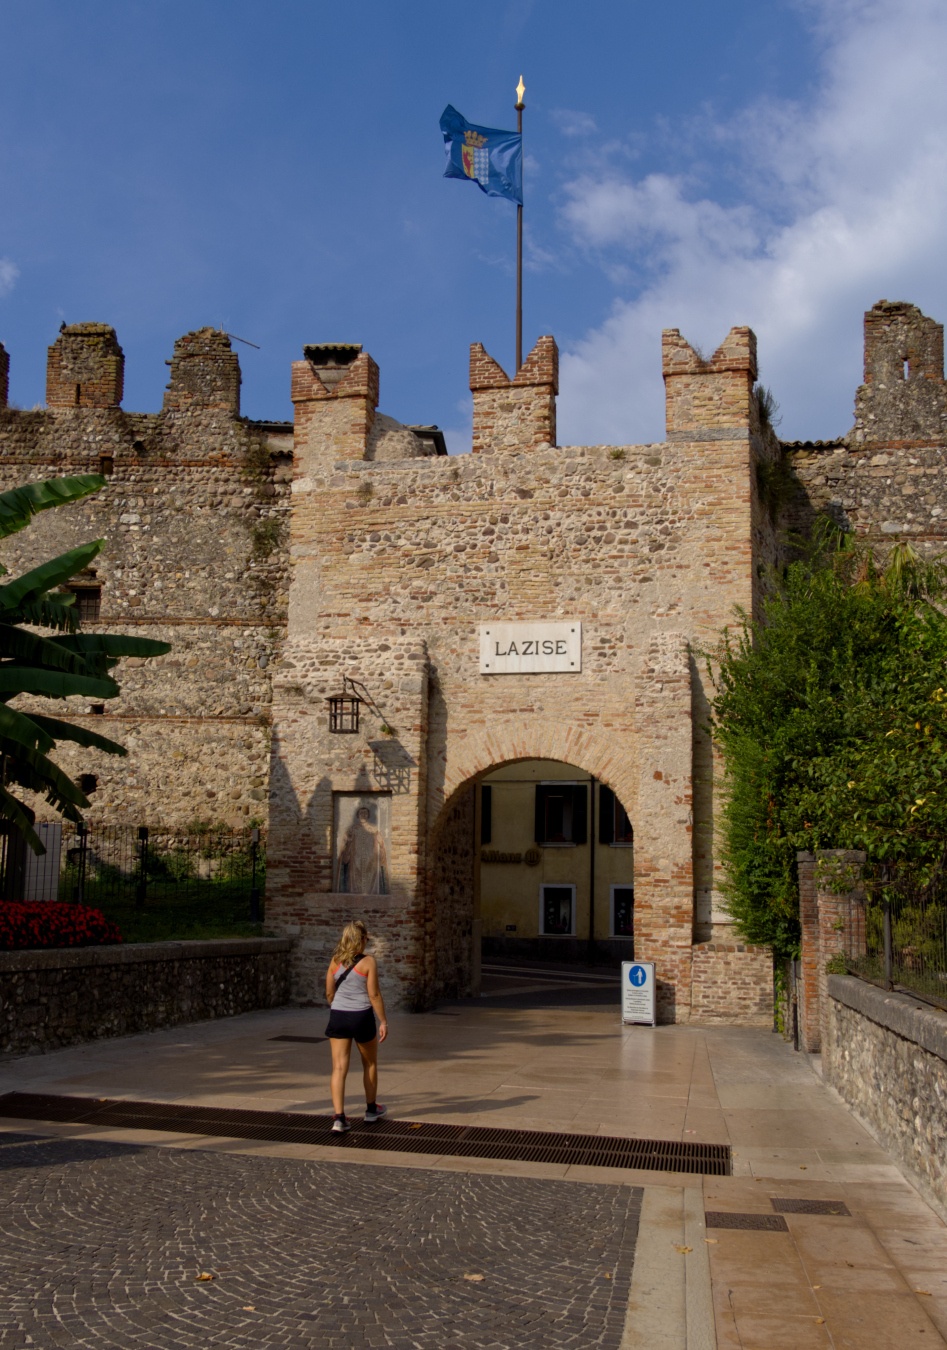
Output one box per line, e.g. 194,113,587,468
264,325,776,1021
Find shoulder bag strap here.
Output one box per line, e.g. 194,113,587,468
334,956,363,989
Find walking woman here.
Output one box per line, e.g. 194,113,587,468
325,920,388,1133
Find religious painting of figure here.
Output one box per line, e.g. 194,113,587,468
334,794,391,895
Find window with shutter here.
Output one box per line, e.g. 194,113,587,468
534,783,587,844
599,785,632,845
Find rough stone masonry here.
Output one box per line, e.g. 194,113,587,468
2,300,945,1020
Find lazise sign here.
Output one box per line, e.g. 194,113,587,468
479,622,582,674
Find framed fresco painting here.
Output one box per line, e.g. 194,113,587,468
334,793,391,895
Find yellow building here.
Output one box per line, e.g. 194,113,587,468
477,759,634,963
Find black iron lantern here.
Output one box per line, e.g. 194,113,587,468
328,679,361,733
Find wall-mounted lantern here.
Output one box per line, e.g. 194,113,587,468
327,676,395,737
328,678,361,734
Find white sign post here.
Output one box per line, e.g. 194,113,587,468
479,622,581,675
621,961,656,1026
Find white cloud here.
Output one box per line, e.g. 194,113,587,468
550,109,598,139
557,0,947,445
0,258,19,297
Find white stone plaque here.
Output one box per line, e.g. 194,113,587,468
479,622,582,675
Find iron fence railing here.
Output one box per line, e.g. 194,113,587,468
0,823,264,925
841,865,947,1012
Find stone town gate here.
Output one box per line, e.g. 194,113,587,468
0,297,942,1020
265,329,775,1023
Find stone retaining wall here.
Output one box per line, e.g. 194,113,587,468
825,974,947,1214
0,937,292,1057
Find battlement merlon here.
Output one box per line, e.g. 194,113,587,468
46,323,124,410
291,344,380,468
662,326,757,440
0,342,8,410
163,327,241,415
470,335,558,454
852,301,947,445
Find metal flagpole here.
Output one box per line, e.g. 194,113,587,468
515,75,525,372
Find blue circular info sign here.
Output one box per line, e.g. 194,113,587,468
628,964,648,988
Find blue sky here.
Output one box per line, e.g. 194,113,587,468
1,0,946,448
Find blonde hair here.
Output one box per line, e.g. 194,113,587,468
332,920,370,967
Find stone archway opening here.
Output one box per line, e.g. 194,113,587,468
429,758,635,1002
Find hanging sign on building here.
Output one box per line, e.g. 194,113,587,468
479,622,581,674
621,961,656,1026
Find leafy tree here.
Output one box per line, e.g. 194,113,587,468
0,475,170,851
708,528,947,959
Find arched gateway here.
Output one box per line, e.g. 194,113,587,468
266,330,773,1023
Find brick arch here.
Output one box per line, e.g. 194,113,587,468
429,724,638,839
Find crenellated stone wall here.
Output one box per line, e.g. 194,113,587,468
0,324,291,826
9,297,946,1022
786,301,947,557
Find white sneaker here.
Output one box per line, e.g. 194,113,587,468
331,1115,351,1133
363,1104,387,1124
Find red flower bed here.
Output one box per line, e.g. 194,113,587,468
0,901,123,950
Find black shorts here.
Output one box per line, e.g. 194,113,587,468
325,1008,377,1043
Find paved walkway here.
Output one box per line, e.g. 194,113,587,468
2,970,946,1348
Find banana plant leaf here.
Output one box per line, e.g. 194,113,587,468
0,476,105,541
0,740,88,809
0,624,92,675
54,633,171,660
0,475,170,854
0,784,48,853
11,595,79,632
0,541,104,613
0,702,58,756
28,713,128,757
0,668,119,700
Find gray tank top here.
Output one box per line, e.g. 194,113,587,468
331,959,372,1012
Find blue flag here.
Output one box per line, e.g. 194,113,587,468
440,105,522,205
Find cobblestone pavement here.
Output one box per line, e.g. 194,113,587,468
0,1134,641,1349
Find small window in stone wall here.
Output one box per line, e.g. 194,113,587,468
68,585,101,624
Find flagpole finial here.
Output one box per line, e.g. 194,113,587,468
515,75,526,110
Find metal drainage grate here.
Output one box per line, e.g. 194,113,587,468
269,1035,327,1044
0,1093,731,1176
705,1212,789,1231
771,1198,851,1216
